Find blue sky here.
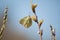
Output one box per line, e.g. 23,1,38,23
0,0,60,40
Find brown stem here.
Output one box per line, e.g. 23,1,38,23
54,36,56,40
40,35,42,40
51,35,52,40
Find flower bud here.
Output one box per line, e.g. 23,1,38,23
38,19,44,28
31,15,37,22
32,4,37,13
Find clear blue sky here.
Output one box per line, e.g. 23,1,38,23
0,0,60,40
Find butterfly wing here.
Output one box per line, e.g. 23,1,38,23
19,16,32,28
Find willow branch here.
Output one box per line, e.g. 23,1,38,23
0,8,8,40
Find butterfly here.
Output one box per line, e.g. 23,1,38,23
19,16,32,28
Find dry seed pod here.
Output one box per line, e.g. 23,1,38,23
50,25,56,40
52,29,55,36
37,30,43,36
38,19,44,28
32,4,37,14
50,25,55,36
52,29,56,40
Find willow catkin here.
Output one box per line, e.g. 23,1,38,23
32,4,37,14
50,25,56,40
0,8,8,40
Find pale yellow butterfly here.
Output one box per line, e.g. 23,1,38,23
19,16,32,28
